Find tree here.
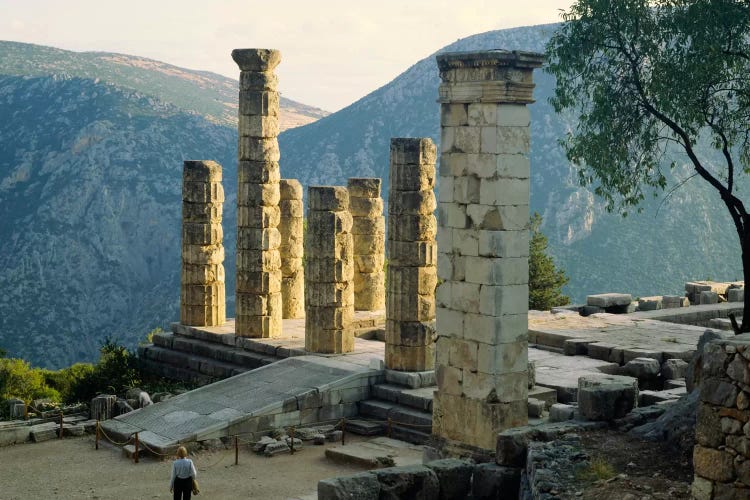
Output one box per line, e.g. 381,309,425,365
529,213,570,310
546,0,750,333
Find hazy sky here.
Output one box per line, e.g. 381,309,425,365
0,0,572,111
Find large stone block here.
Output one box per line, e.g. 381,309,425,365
237,205,280,228
182,244,224,265
355,254,386,274
236,291,282,316
389,190,437,216
374,465,440,500
385,343,435,371
462,371,527,401
238,181,281,207
238,113,279,138
466,204,529,231
280,256,303,275
308,186,349,211
390,137,437,166
183,181,225,204
476,341,528,375
238,137,280,162
305,305,354,330
388,266,438,296
305,326,354,354
279,199,304,218
479,177,530,206
238,90,279,116
463,313,528,345
352,217,385,236
237,160,281,184
239,70,278,91
385,320,436,347
577,374,638,421
478,284,529,316
318,472,380,500
306,281,355,307
237,227,281,251
232,48,281,72
182,202,222,224
388,214,437,242
390,163,436,192
387,241,438,267
183,160,222,183
387,291,435,322
353,232,385,256
236,269,282,294
182,222,223,246
236,249,282,273
181,263,225,284
305,257,354,283
307,211,354,236
424,459,474,500
281,272,305,319
464,256,528,286
235,312,282,339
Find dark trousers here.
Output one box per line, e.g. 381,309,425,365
174,476,192,500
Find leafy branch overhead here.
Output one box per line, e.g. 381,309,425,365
546,0,750,332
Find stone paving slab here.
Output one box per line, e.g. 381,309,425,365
101,356,379,453
324,436,423,468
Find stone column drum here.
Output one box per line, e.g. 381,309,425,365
432,50,544,451
180,160,226,326
348,178,385,311
279,179,305,318
232,48,282,338
385,139,438,371
305,186,355,354
692,335,750,499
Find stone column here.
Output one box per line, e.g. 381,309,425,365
280,179,305,318
432,50,544,451
232,48,282,338
348,178,385,311
692,336,750,499
305,186,355,353
181,160,226,326
385,139,438,371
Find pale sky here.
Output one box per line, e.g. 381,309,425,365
0,0,572,111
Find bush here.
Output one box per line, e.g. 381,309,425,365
66,338,141,403
529,213,570,310
0,358,60,402
43,363,95,404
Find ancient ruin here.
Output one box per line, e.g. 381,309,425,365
279,179,305,319
348,178,385,311
305,186,355,353
233,48,283,338
180,160,226,326
432,50,544,450
385,139,438,372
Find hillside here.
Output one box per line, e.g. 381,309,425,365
0,41,328,130
279,23,744,302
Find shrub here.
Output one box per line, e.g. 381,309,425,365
0,358,60,402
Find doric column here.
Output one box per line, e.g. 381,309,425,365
385,139,438,371
180,160,226,326
280,179,305,319
232,48,282,338
432,50,544,450
305,186,355,353
348,178,385,311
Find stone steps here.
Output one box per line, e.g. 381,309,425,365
357,398,433,445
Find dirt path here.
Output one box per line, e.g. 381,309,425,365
0,435,371,499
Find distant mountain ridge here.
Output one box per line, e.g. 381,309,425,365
0,40,329,129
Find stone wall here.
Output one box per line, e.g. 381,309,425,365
180,160,226,326
305,186,355,353
692,334,750,499
432,50,544,451
279,179,304,319
232,48,283,338
348,178,385,311
385,138,438,372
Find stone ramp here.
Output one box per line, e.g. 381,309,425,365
101,355,380,454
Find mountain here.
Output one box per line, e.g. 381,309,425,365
0,41,329,130
0,27,744,368
279,23,744,304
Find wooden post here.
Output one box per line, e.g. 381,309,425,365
341,418,346,446
23,402,28,420
95,420,100,450
387,417,392,438
234,436,239,465
59,412,64,439
290,427,295,455
134,433,139,464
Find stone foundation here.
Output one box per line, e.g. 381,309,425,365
385,138,438,372
180,160,226,326
692,334,750,499
432,50,544,451
232,48,283,338
348,178,385,311
305,186,355,353
279,179,304,318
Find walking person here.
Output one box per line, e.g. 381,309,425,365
170,446,197,500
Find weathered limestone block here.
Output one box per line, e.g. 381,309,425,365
348,178,385,311
577,374,638,421
432,50,543,451
90,394,116,421
181,160,226,326
386,138,438,372
305,186,355,353
233,48,283,338
279,179,304,318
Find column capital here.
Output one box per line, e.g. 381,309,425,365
232,48,281,72
436,49,544,104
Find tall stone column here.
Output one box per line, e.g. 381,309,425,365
280,179,305,318
385,139,438,371
305,186,355,354
180,160,226,326
432,50,544,451
232,48,282,338
348,178,385,311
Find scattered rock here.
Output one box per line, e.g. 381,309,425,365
263,441,291,456
625,358,660,379
578,374,638,421
661,359,688,380
318,472,380,500
253,436,276,453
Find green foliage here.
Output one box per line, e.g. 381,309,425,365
70,338,141,403
0,347,6,358
42,363,95,404
142,327,163,346
529,213,570,310
546,0,750,213
0,358,60,402
576,456,616,482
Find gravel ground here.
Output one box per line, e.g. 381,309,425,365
0,434,370,499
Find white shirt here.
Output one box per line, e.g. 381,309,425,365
170,458,197,488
